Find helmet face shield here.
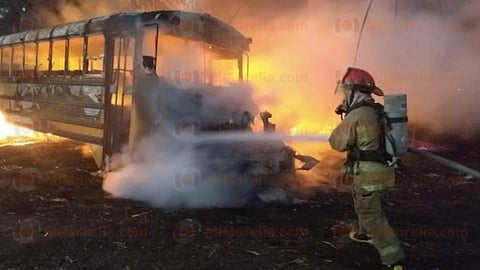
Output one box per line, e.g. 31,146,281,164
334,81,342,95
334,81,352,96
334,81,352,112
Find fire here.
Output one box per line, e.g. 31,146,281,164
244,49,340,139
289,123,336,136
0,111,34,139
0,111,56,146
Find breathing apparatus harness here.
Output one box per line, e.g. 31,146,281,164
337,96,400,183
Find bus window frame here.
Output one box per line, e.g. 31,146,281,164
67,36,85,78
83,36,88,77
0,47,3,77
24,42,38,80
50,38,67,78
35,40,50,79
1,46,13,78
64,38,68,78
35,42,38,78
85,34,106,78
12,44,25,79
48,40,52,77
145,28,243,87
143,23,159,73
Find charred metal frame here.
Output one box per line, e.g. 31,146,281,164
0,11,252,167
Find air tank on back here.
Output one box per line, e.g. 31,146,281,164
383,94,408,156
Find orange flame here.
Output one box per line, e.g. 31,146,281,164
0,111,56,146
0,111,34,139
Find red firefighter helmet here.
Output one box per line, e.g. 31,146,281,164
341,67,384,96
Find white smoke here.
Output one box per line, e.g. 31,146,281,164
36,0,480,204
193,0,480,136
102,79,274,208
103,134,249,208
37,1,480,136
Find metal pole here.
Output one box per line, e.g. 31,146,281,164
408,146,480,179
353,0,374,66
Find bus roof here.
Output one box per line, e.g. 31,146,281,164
0,10,251,53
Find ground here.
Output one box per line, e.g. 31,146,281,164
0,138,479,270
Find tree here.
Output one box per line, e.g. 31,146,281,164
0,0,30,34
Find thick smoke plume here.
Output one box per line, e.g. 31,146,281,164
38,0,480,136
102,133,250,208
36,0,480,206
103,79,263,208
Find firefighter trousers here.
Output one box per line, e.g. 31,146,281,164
352,186,405,265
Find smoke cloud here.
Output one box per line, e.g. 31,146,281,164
35,0,480,206
103,79,268,208
37,0,480,135
197,0,480,136
103,133,251,208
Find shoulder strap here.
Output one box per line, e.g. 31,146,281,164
345,102,398,165
345,100,377,115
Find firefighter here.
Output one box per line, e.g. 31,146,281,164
329,67,406,270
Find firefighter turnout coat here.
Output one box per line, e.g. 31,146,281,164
329,104,395,191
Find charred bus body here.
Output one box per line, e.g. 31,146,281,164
0,11,309,189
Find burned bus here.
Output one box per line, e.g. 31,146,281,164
0,11,312,186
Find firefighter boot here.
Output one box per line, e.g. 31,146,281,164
349,230,373,245
385,260,406,270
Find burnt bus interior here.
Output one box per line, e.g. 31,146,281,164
0,11,252,167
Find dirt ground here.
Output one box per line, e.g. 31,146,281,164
0,138,479,270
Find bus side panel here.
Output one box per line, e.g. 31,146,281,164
0,81,106,146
